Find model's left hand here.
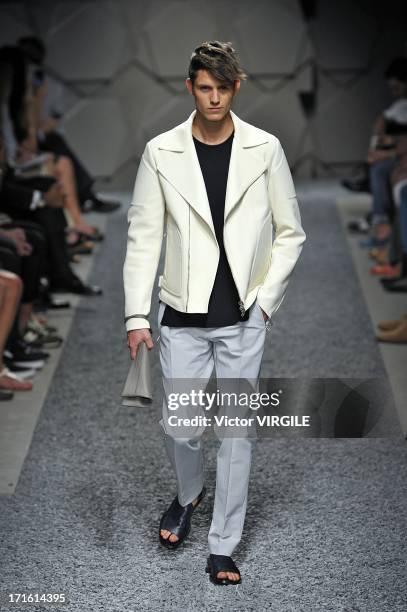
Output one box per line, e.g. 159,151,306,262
260,307,269,322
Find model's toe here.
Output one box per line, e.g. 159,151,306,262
169,533,179,543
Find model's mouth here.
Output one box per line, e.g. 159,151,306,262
208,108,222,111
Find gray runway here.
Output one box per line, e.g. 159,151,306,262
0,188,406,612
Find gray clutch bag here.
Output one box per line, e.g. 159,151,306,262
121,342,152,407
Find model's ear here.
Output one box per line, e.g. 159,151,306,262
185,78,193,95
234,80,241,93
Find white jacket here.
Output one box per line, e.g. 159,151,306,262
123,109,306,332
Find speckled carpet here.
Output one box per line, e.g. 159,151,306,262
0,189,406,612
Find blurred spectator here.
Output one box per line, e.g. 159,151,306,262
18,36,121,214
0,46,105,241
0,53,102,296
365,57,407,245
0,270,33,391
346,57,407,238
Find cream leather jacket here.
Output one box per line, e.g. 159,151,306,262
123,109,306,332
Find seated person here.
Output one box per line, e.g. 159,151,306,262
0,50,103,241
0,270,33,391
17,36,121,213
0,131,102,296
365,57,407,244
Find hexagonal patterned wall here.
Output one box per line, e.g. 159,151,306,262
0,0,406,188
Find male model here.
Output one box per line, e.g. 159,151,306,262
123,41,306,585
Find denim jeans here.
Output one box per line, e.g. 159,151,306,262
369,157,398,225
399,183,407,255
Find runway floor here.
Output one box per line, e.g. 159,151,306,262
0,182,406,612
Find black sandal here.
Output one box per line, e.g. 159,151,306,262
159,486,206,550
206,554,242,585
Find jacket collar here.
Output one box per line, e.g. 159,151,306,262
156,109,270,236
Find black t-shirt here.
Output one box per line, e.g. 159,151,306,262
160,129,251,327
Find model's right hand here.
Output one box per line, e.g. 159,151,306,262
127,328,154,360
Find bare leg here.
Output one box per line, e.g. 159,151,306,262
54,156,99,237
0,272,33,390
0,272,22,351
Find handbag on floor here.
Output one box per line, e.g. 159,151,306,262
121,341,152,407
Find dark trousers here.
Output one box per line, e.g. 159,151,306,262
1,205,74,284
0,221,47,350
0,221,47,302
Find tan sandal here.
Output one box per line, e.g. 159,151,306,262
0,367,33,391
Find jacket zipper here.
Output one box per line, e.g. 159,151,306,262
223,232,246,317
186,208,191,311
185,223,245,318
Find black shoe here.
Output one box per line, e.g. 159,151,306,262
2,361,37,379
381,276,407,292
4,338,49,369
23,327,63,349
47,296,72,308
341,177,370,193
0,389,14,401
205,554,242,586
347,217,371,234
159,486,206,550
51,275,103,296
83,197,121,213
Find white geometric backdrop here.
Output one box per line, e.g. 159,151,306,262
0,0,406,189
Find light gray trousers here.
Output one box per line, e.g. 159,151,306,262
157,298,267,556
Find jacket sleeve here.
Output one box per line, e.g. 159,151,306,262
256,138,306,318
123,141,165,332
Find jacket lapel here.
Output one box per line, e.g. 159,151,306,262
156,109,270,240
224,111,269,221
156,111,215,235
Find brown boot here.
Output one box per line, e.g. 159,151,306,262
376,318,407,343
377,313,407,332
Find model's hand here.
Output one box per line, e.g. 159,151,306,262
260,307,269,322
127,328,154,360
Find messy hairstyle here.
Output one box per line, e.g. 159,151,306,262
188,41,247,86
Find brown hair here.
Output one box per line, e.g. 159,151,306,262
188,41,247,85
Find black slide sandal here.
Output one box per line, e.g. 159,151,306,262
205,554,242,585
159,486,206,550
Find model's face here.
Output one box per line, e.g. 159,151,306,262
186,69,240,122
